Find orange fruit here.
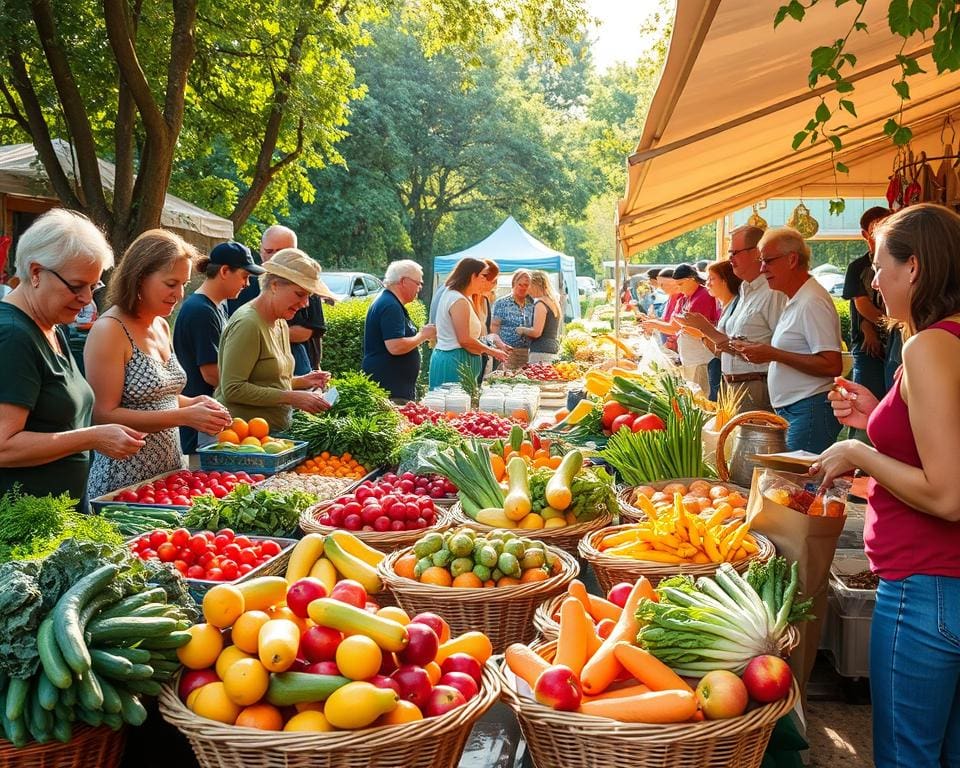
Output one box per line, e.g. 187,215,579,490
496,576,521,587
394,554,418,580
662,482,689,495
284,710,335,732
235,702,284,731
177,624,224,670
376,606,410,625
248,417,270,440
419,566,452,587
202,584,245,629
215,645,253,680
635,485,656,498
230,418,249,440
376,700,423,726
242,436,263,447
223,658,270,706
335,635,383,680
217,429,240,445
424,662,442,686
520,568,549,583
726,491,747,509
191,682,242,724
688,480,713,496
231,610,271,655
709,485,731,499
451,572,483,589
260,437,272,446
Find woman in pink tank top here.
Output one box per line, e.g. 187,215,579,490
814,204,960,768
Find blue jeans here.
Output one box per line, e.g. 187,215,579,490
775,392,841,453
707,357,721,401
852,348,887,400
291,343,312,376
871,575,960,768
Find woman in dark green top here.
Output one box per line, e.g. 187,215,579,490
0,209,145,502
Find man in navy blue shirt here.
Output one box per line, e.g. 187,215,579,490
362,260,436,402
174,241,263,453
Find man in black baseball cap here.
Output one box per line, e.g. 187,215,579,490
173,241,264,453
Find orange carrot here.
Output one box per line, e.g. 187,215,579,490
579,577,654,695
585,623,604,659
585,594,623,623
595,618,616,639
504,643,550,690
613,642,694,694
519,440,535,458
566,580,593,615
554,598,590,676
490,454,506,482
579,689,698,723
581,683,650,702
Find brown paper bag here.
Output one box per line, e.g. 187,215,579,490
745,468,844,709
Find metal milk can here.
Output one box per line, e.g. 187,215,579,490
715,411,790,488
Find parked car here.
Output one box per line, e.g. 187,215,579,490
321,272,384,301
576,276,598,296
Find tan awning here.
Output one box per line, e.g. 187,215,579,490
617,0,960,255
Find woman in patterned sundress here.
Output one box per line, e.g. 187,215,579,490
85,230,233,499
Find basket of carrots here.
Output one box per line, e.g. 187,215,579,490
501,575,800,768
579,491,774,593
616,478,749,524
533,579,623,642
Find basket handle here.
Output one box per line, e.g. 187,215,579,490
715,411,789,481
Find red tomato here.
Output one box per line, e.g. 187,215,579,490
222,543,242,561
148,530,169,548
186,565,205,578
173,560,188,574
156,542,178,562
259,540,281,557
213,534,231,551
234,535,253,549
632,413,667,432
172,495,190,506
205,568,223,581
238,549,257,566
188,535,208,555
610,413,635,433
211,485,228,499
116,490,138,502
238,563,254,575
220,560,239,580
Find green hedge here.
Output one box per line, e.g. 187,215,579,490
323,296,427,376
833,296,851,348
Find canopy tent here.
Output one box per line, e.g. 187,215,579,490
617,0,960,256
0,139,233,252
433,216,580,319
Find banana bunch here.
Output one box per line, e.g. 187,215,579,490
284,531,384,595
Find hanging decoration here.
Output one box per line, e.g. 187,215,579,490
747,202,768,230
787,195,819,239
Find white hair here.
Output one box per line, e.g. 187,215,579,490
759,226,811,270
384,259,423,286
15,208,113,281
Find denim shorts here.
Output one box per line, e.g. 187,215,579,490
774,391,842,454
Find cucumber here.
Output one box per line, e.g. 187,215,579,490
126,663,155,680
125,603,172,619
102,712,123,731
26,683,52,743
117,689,148,726
138,631,192,650
87,616,179,644
5,676,30,721
123,678,161,696
38,617,73,689
76,669,104,712
59,683,77,707
98,676,123,715
52,717,72,744
1,710,27,748
96,588,167,620
53,702,74,723
265,672,351,706
52,563,120,674
98,645,152,664
76,706,103,727
36,672,59,711
90,648,135,679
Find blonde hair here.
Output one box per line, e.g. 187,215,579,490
108,229,197,315
758,226,811,270
529,270,558,304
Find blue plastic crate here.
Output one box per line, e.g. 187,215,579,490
195,440,309,475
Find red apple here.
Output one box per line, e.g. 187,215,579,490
330,579,368,609
178,668,219,702
439,671,479,701
423,684,467,718
397,622,439,667
391,665,433,707
533,665,582,711
742,655,792,703
695,670,749,720
305,660,342,676
410,612,450,643
439,653,483,686
379,652,399,675
286,577,328,618
299,625,343,663
606,582,633,609
367,674,402,694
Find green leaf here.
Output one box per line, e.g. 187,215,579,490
888,0,914,36
828,134,843,151
893,125,914,145
815,101,831,123
836,79,855,93
839,99,857,117
909,0,937,31
811,130,819,144
792,131,809,150
774,6,790,27
835,0,852,5
853,21,868,31
811,45,838,71
836,161,849,173
883,118,900,136
896,54,926,76
787,0,806,21
841,52,857,67
805,119,818,131
829,199,846,215
892,79,911,99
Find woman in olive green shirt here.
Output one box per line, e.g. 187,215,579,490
216,249,333,432
0,209,145,502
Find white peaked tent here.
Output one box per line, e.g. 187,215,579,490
434,217,580,319
0,139,233,251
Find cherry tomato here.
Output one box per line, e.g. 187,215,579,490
188,535,208,555
222,543,242,561
259,540,281,557
156,542,178,562
149,530,169,549
233,535,253,549
205,568,223,581
186,565,205,579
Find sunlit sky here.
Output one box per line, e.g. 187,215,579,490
585,0,672,72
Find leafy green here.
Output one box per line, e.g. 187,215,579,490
0,561,44,677
183,483,315,537
746,556,815,626
0,487,124,562
328,371,394,418
289,410,403,469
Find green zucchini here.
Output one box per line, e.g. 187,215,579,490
38,618,73,690
87,616,179,644
96,588,167,620
265,672,351,706
53,563,119,674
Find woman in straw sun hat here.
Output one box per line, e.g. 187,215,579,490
216,248,333,432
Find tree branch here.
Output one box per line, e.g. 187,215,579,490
163,0,197,132
112,0,143,243
0,79,29,133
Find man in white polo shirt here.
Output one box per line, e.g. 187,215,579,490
676,225,786,410
731,227,843,453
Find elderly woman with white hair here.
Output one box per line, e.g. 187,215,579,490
0,209,145,502
731,226,843,452
362,260,437,402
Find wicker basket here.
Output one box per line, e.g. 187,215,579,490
448,502,613,555
579,525,775,593
0,725,126,768
532,593,566,641
158,663,500,768
498,640,799,768
299,504,455,553
617,478,749,524
378,546,579,653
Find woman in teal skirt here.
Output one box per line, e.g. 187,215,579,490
430,258,509,388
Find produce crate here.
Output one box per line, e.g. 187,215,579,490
90,469,267,514
157,662,501,768
499,640,798,768
616,478,749,524
825,550,876,678
195,440,309,475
